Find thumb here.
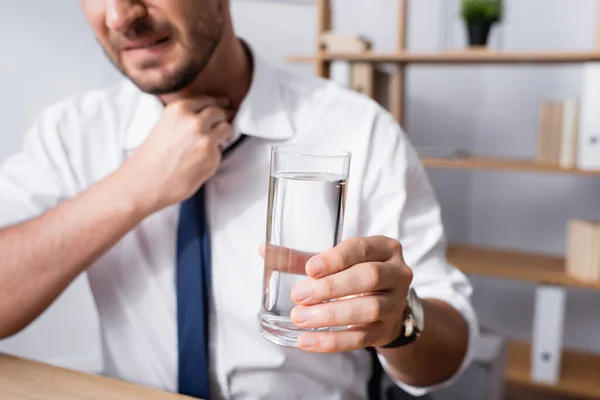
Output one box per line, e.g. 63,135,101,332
259,242,266,259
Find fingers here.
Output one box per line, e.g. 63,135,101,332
291,293,398,329
212,120,232,143
297,323,385,353
183,100,231,145
199,107,229,131
259,237,404,280
306,236,401,278
173,97,231,135
291,261,406,305
262,243,317,275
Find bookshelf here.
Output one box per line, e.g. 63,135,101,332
447,244,600,291
286,0,600,397
421,156,600,177
508,341,600,399
287,50,600,64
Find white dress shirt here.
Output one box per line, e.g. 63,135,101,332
0,48,478,399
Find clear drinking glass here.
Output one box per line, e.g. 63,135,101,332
260,145,352,348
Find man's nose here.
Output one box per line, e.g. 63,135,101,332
105,0,146,33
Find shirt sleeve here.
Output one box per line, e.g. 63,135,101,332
357,111,479,397
0,109,78,228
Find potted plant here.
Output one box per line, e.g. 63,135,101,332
461,0,503,47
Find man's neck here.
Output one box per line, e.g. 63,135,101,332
159,34,252,112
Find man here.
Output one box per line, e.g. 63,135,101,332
0,0,477,399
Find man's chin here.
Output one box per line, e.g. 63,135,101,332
124,73,178,95
130,80,177,95
125,66,200,96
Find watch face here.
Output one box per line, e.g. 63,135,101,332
408,288,425,332
381,287,425,348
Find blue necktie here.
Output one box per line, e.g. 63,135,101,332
176,135,247,399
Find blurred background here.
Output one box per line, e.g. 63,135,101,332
2,1,600,399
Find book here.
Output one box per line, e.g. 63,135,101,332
566,219,600,282
536,99,579,167
560,99,580,168
320,31,371,54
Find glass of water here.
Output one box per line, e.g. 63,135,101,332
260,145,352,348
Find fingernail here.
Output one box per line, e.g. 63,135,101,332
307,258,325,276
292,307,313,323
299,335,318,348
291,283,311,302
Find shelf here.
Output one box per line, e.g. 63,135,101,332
447,244,600,291
421,156,600,176
507,340,600,399
287,50,600,64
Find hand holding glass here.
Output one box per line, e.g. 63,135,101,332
259,145,352,348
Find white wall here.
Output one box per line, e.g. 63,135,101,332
0,1,119,371
232,0,600,354
2,0,598,373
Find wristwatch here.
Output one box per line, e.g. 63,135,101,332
381,287,424,348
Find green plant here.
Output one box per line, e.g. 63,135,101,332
461,0,503,24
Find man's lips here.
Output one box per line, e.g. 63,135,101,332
121,36,170,51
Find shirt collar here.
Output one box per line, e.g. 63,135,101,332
124,48,294,151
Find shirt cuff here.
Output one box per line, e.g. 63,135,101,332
376,289,479,397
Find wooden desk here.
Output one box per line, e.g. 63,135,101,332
0,353,196,399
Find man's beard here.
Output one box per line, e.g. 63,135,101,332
103,34,222,95
119,38,221,95
103,5,224,95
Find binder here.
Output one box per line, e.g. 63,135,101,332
531,285,566,384
577,62,600,170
